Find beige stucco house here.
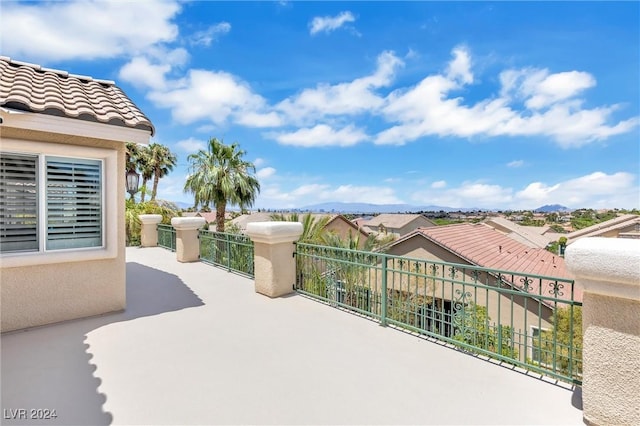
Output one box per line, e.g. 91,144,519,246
362,213,435,238
566,213,640,244
231,212,371,248
483,216,555,249
375,223,579,362
0,57,154,332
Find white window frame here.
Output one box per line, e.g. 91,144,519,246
530,325,551,365
0,138,118,267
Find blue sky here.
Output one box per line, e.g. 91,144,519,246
2,1,639,210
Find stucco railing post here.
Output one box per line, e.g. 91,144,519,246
246,222,303,298
565,237,640,426
171,217,206,262
138,214,163,247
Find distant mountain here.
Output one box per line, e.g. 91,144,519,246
297,202,479,214
535,204,571,213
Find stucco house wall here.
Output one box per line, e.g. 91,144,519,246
396,216,435,236
0,57,153,332
324,215,370,249
0,127,133,332
375,234,556,361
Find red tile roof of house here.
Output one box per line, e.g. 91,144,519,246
0,56,154,135
406,223,582,303
416,223,569,278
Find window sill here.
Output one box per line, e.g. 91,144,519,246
0,246,117,269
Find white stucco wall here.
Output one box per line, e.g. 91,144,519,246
1,115,148,332
565,237,640,426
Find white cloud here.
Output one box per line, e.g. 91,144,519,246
190,22,231,47
235,111,283,128
196,124,217,134
119,57,172,90
266,124,368,147
147,69,271,125
376,46,638,147
501,68,596,110
276,51,403,124
446,45,473,84
256,167,276,179
309,11,356,35
176,137,206,152
410,171,638,210
515,171,637,208
431,180,447,189
0,0,180,62
257,183,402,208
153,172,189,202
507,160,524,168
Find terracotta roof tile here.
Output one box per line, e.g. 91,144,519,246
417,223,569,277
408,223,582,303
0,56,154,135
364,213,434,229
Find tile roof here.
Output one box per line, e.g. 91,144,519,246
0,56,154,135
415,223,570,279
196,212,218,223
567,214,640,242
364,213,434,229
389,223,582,303
484,217,555,248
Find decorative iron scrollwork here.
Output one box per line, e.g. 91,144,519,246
519,276,533,293
549,281,564,297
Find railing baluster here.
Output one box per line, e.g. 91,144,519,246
290,241,581,384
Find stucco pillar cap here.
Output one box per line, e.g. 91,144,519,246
246,221,303,244
138,214,163,225
565,237,640,300
171,216,206,231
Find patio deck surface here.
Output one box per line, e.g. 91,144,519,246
1,247,584,425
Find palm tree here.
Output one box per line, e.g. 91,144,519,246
138,151,153,203
146,143,177,202
270,213,332,243
184,138,260,232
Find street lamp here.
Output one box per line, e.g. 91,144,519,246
126,169,140,201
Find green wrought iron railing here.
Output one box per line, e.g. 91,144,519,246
199,230,254,278
157,224,176,252
295,243,582,385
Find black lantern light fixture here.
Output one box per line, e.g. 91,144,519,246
125,168,140,201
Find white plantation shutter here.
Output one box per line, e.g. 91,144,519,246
0,153,39,252
46,157,102,250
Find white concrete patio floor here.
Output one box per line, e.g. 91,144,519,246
2,246,584,425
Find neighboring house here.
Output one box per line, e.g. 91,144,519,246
0,57,154,332
566,214,640,244
229,212,273,231
352,216,374,235
322,214,371,248
378,223,579,361
361,213,435,238
231,212,371,248
484,217,555,249
196,212,218,225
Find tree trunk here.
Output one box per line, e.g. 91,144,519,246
151,172,159,201
216,203,226,232
140,177,148,203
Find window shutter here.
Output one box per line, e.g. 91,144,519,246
46,157,102,250
0,153,39,253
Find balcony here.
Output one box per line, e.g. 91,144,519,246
1,246,585,425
